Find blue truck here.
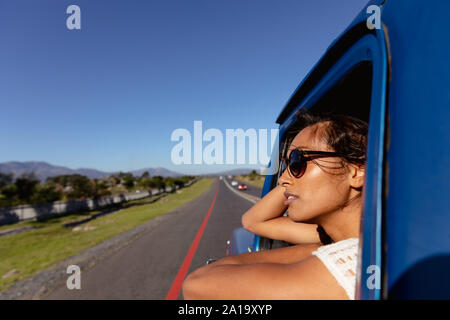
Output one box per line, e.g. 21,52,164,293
228,0,450,299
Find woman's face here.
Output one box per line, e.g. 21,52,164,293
278,123,353,222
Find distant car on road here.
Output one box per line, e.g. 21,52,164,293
237,184,247,191
231,180,238,186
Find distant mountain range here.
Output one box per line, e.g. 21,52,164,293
0,161,184,181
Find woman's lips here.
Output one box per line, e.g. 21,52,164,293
283,192,299,206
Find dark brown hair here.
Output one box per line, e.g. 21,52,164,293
283,108,368,171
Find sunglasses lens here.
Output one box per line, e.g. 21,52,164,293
289,150,306,177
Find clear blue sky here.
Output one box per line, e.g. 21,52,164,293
0,0,368,175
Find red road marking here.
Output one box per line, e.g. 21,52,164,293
165,182,220,300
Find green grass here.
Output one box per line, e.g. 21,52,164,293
0,178,214,292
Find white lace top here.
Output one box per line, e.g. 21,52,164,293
311,237,359,300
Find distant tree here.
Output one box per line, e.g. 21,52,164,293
117,171,132,180
139,178,155,190
47,175,71,187
248,170,259,180
152,176,166,192
140,171,150,180
173,178,185,188
176,176,195,186
164,177,176,189
66,174,92,200
91,179,111,198
0,172,13,190
0,184,18,207
106,174,121,186
123,175,135,190
15,172,40,204
31,183,62,204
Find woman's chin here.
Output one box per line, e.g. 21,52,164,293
288,206,316,223
287,207,305,221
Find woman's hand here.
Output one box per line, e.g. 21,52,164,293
242,185,287,228
241,185,320,244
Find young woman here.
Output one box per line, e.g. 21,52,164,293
182,111,368,300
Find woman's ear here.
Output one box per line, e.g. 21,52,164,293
348,164,365,190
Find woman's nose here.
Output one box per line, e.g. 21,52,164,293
278,167,293,187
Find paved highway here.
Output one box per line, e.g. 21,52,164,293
44,177,261,300
229,178,264,199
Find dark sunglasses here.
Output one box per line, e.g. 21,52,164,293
280,149,343,178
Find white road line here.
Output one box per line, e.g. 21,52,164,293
222,177,258,204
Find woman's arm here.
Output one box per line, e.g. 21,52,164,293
185,243,320,290
241,185,320,244
207,242,321,267
182,247,348,300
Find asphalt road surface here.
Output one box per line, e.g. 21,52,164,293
44,178,261,300
228,178,264,199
